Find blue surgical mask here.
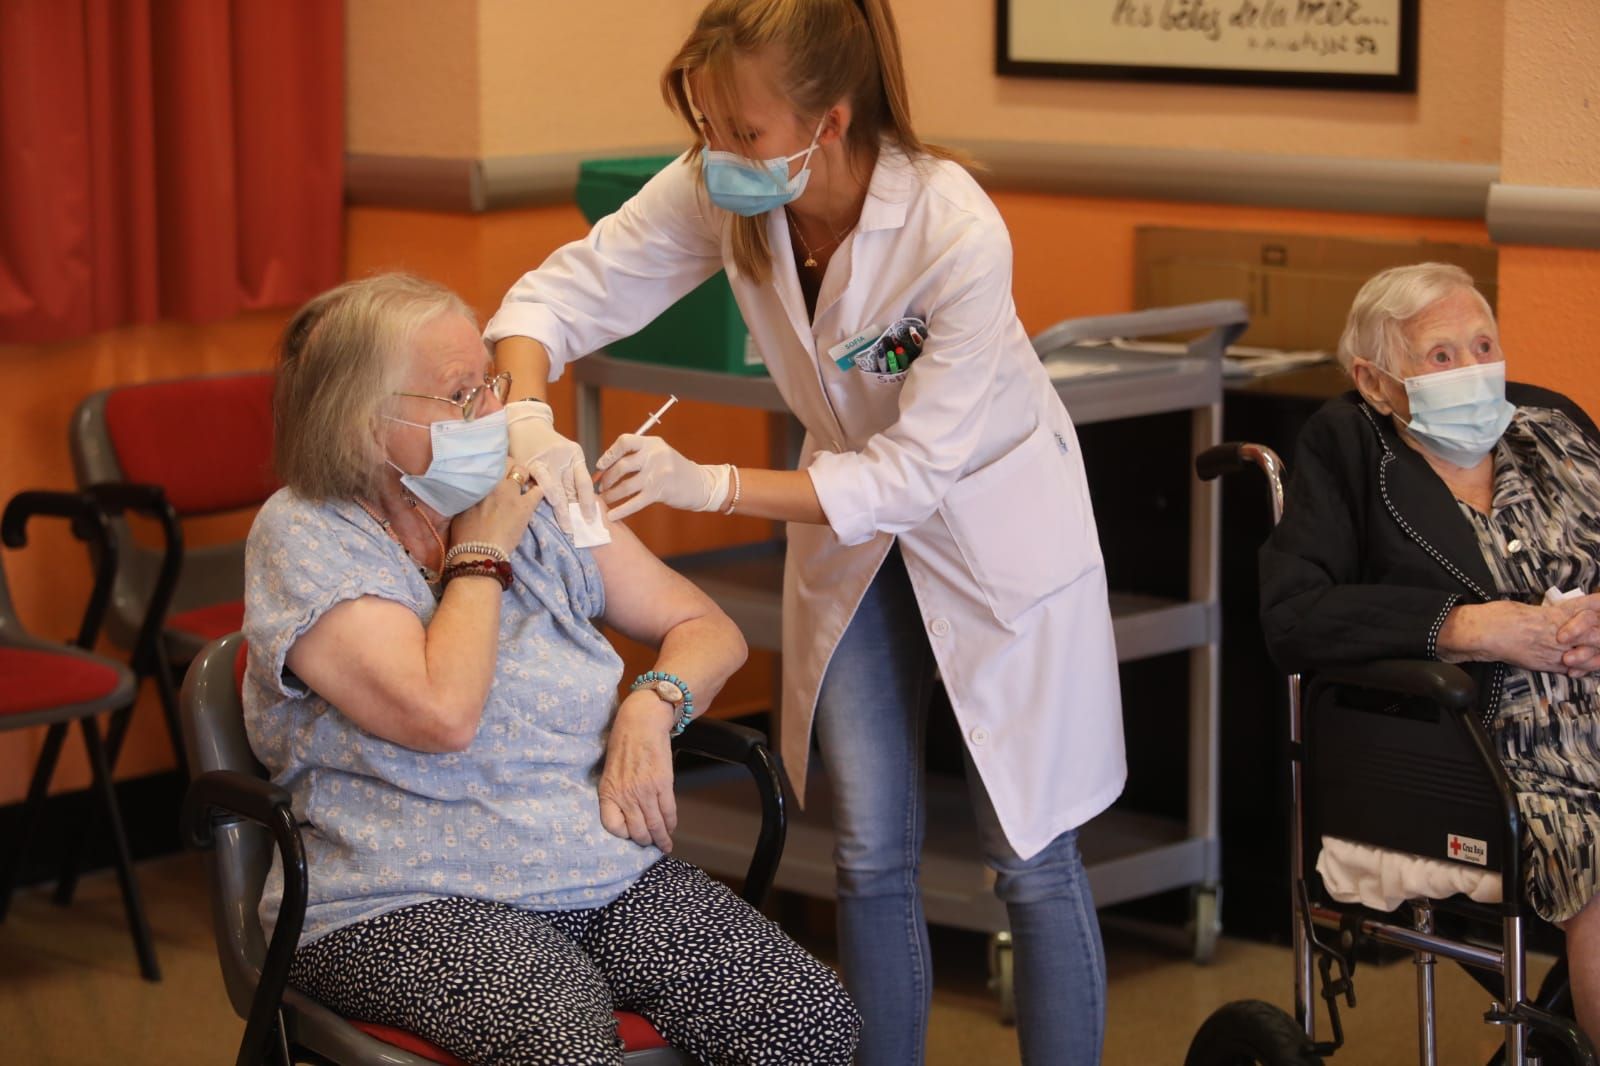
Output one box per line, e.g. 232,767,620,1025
699,117,826,217
1383,361,1516,467
386,408,508,516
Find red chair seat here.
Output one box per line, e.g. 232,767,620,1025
0,647,125,716
168,600,245,642
352,1010,670,1063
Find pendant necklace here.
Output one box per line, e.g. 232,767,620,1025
786,208,853,270
356,494,448,587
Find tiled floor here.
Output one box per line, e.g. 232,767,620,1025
0,853,1548,1064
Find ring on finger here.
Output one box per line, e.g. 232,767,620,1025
507,468,527,485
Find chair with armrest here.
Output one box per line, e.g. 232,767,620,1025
0,489,159,980
180,631,788,1066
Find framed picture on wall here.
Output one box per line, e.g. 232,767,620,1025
996,0,1418,92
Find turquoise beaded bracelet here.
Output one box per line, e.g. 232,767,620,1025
630,671,695,736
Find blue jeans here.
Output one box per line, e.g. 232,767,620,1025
813,546,1107,1066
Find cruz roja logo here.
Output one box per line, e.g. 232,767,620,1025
1447,833,1488,866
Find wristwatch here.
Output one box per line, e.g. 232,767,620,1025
630,671,695,736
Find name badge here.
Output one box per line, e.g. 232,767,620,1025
830,326,883,371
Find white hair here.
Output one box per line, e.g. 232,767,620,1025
274,273,476,501
1336,262,1494,375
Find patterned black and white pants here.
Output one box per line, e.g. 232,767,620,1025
288,858,861,1066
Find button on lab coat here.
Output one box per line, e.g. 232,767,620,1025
485,146,1125,860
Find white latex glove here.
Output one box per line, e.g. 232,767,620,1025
595,434,730,522
506,400,598,535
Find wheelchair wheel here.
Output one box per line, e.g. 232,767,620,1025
1184,1000,1323,1066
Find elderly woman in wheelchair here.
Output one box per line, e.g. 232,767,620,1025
239,273,860,1066
1252,261,1600,1058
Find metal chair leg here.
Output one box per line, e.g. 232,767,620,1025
0,721,70,921
79,715,160,981
153,653,189,776
52,704,134,906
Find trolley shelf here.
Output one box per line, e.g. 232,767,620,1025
666,540,1213,663
672,763,1218,933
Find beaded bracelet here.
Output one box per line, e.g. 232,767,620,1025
441,558,513,592
722,465,742,515
444,541,509,566
630,670,695,736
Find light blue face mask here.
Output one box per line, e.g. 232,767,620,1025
1384,361,1516,467
386,408,508,516
699,117,826,217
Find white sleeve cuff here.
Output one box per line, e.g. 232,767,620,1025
807,454,878,547
482,303,574,383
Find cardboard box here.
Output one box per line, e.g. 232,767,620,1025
1134,228,1499,353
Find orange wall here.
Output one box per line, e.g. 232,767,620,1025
5,188,1591,807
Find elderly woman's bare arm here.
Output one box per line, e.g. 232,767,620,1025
590,518,748,852
593,519,749,712
284,581,505,753
282,475,546,754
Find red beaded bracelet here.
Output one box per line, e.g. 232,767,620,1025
441,558,513,591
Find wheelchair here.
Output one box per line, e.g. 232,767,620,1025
1184,442,1598,1066
179,631,788,1066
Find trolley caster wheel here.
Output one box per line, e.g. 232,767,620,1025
1189,885,1222,965
987,930,1016,1026
1184,1000,1322,1066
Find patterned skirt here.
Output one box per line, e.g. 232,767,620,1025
1494,692,1600,924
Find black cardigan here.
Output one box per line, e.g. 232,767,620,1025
1258,383,1600,719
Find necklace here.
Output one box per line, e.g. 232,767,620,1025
786,208,854,270
356,495,447,583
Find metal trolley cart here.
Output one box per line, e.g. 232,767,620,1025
573,300,1249,1015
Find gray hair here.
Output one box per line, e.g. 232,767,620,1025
273,273,475,501
1336,262,1494,375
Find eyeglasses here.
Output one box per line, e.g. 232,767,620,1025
394,371,512,422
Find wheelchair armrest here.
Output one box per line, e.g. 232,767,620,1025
673,718,787,909
1,489,119,650
183,769,306,1066
82,481,185,671
1317,659,1477,711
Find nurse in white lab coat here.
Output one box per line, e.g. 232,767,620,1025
485,1,1125,1062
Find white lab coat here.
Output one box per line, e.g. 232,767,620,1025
485,145,1125,860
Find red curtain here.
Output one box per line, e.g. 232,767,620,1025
0,0,344,344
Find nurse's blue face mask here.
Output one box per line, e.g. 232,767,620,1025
700,115,827,217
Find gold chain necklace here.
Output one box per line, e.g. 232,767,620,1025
356,495,447,581
786,208,854,270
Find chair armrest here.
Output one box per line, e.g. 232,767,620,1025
183,770,305,1066
673,718,787,909
1317,659,1477,711
182,770,294,849
672,717,767,763
1,489,119,649
82,481,184,671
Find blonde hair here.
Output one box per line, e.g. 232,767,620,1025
274,273,474,501
661,0,964,283
1337,262,1493,375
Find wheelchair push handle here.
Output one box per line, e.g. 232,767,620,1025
1195,441,1287,526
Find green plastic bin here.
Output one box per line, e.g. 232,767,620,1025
575,155,765,376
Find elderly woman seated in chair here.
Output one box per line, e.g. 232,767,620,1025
1260,261,1600,1043
243,273,859,1066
